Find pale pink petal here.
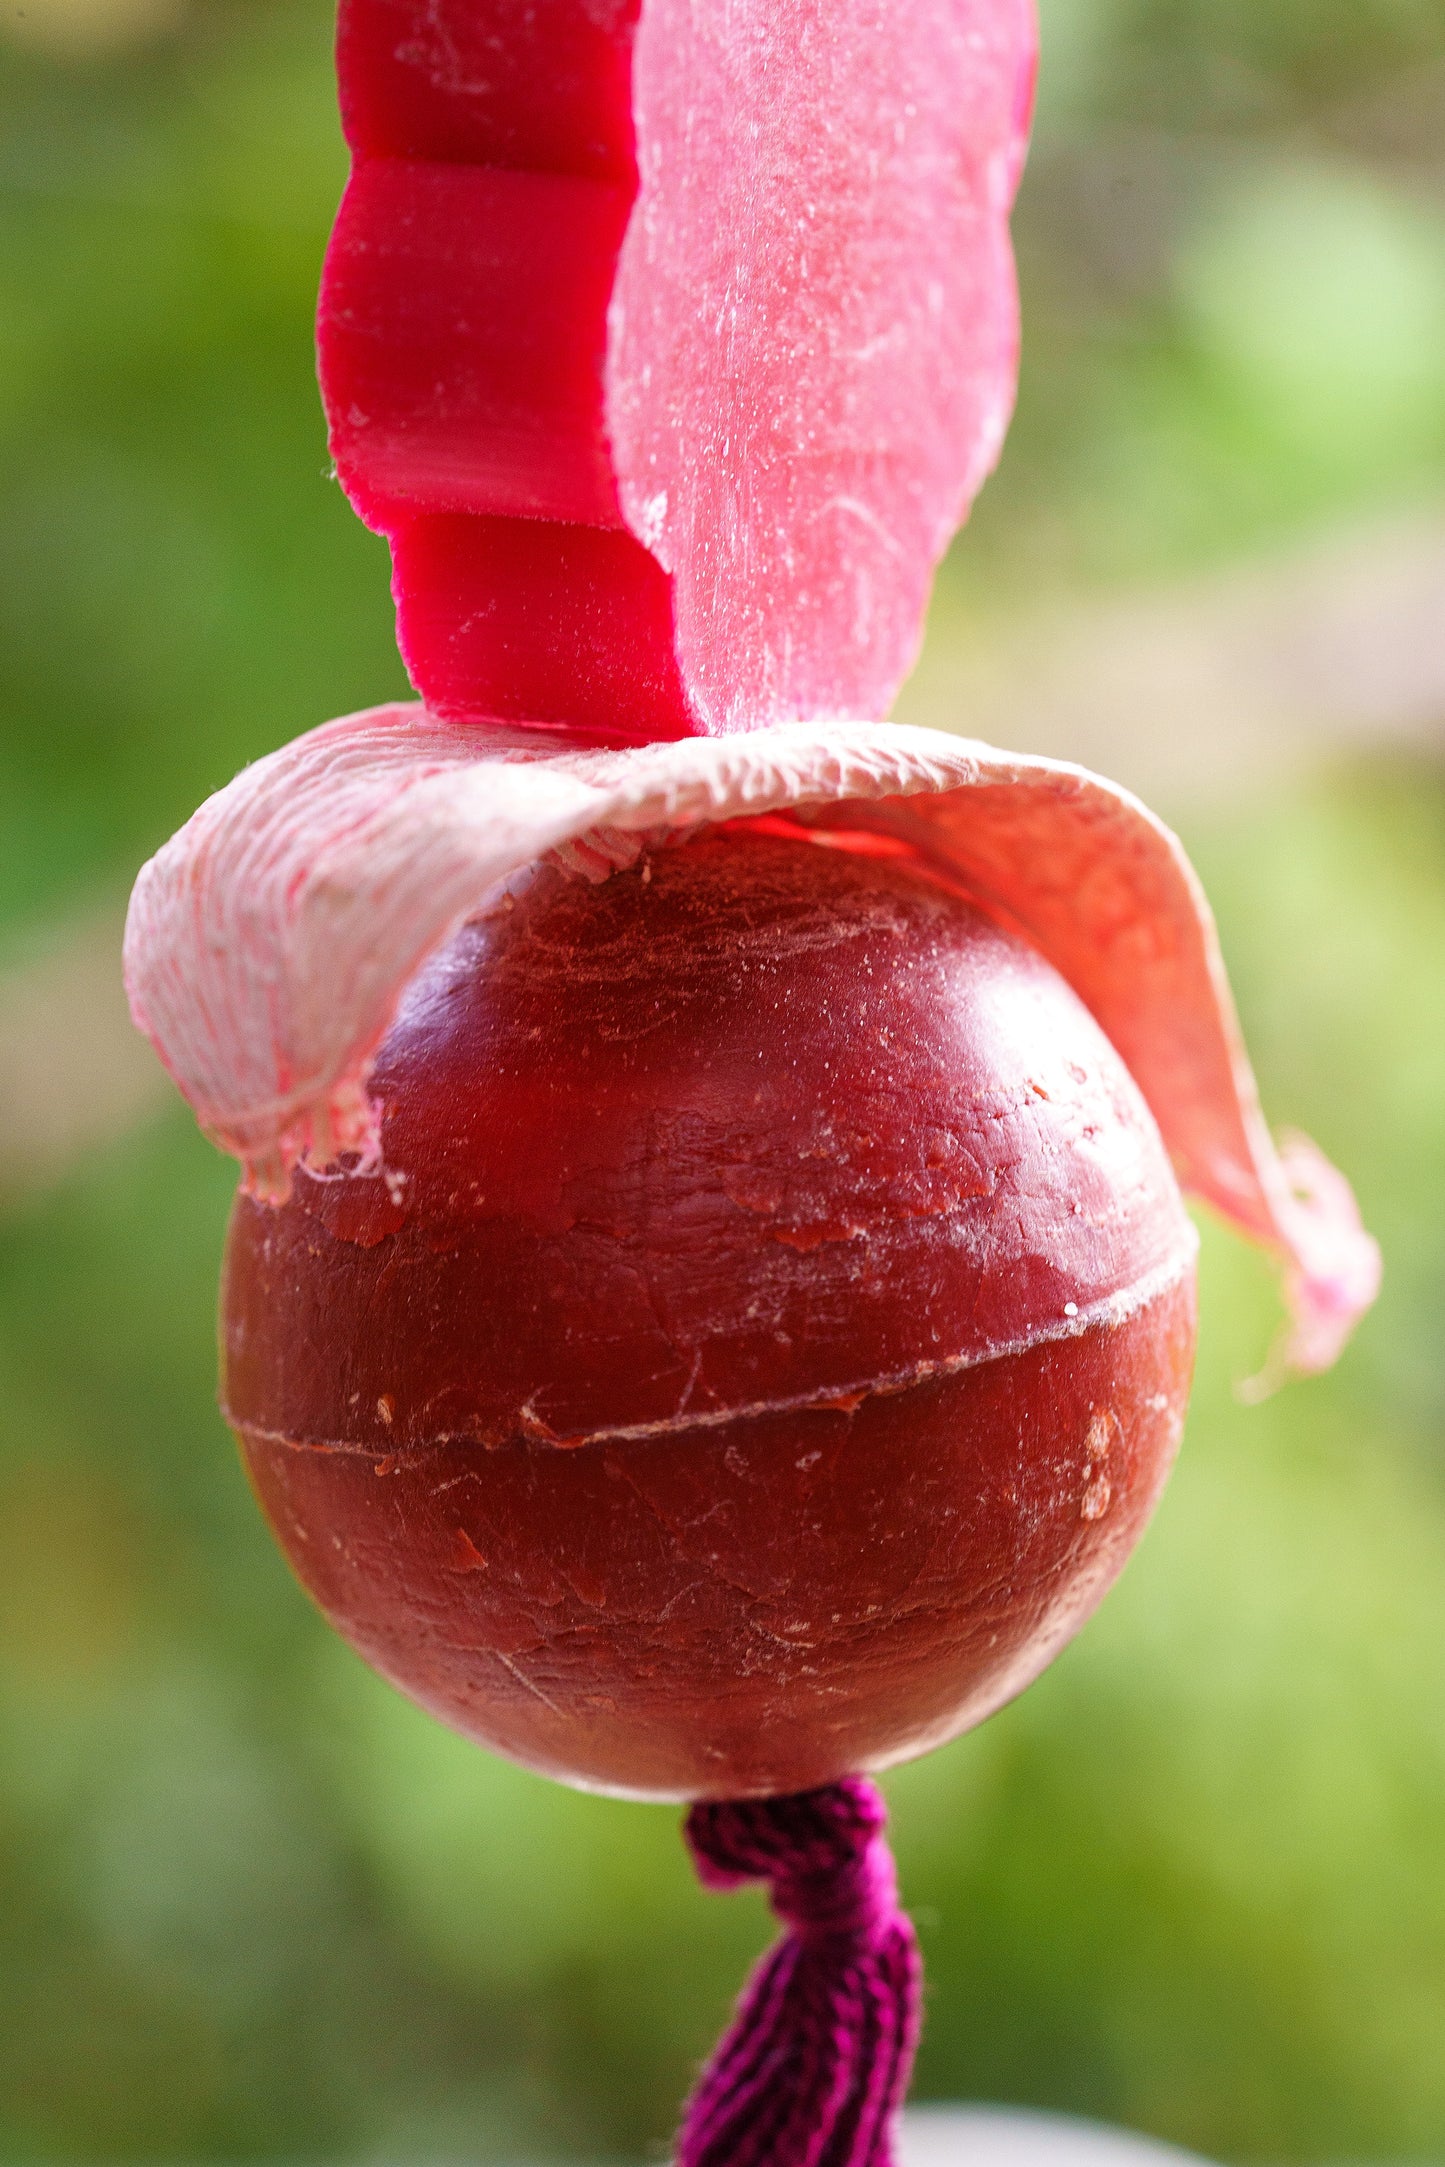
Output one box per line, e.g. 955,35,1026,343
608,0,1036,731
124,706,1378,1370
320,0,1036,736
1268,1132,1382,1380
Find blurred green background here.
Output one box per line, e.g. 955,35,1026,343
2,0,1444,2160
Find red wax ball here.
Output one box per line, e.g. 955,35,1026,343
222,827,1196,1799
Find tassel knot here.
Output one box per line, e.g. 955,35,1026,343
687,1782,898,1946
676,1778,921,2167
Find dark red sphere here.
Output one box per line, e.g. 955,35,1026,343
222,826,1196,1798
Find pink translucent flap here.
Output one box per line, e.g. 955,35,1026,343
125,707,1378,1376
319,0,1035,737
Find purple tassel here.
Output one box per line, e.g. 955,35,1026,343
676,1777,922,2167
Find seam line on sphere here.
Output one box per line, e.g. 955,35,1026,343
225,1237,1198,1458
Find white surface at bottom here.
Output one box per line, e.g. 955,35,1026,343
900,2108,1217,2167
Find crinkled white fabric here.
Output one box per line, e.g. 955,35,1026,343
124,706,1378,1375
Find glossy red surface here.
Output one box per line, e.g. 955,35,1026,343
336,0,639,180
324,159,632,531
387,514,690,741
222,829,1196,1796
